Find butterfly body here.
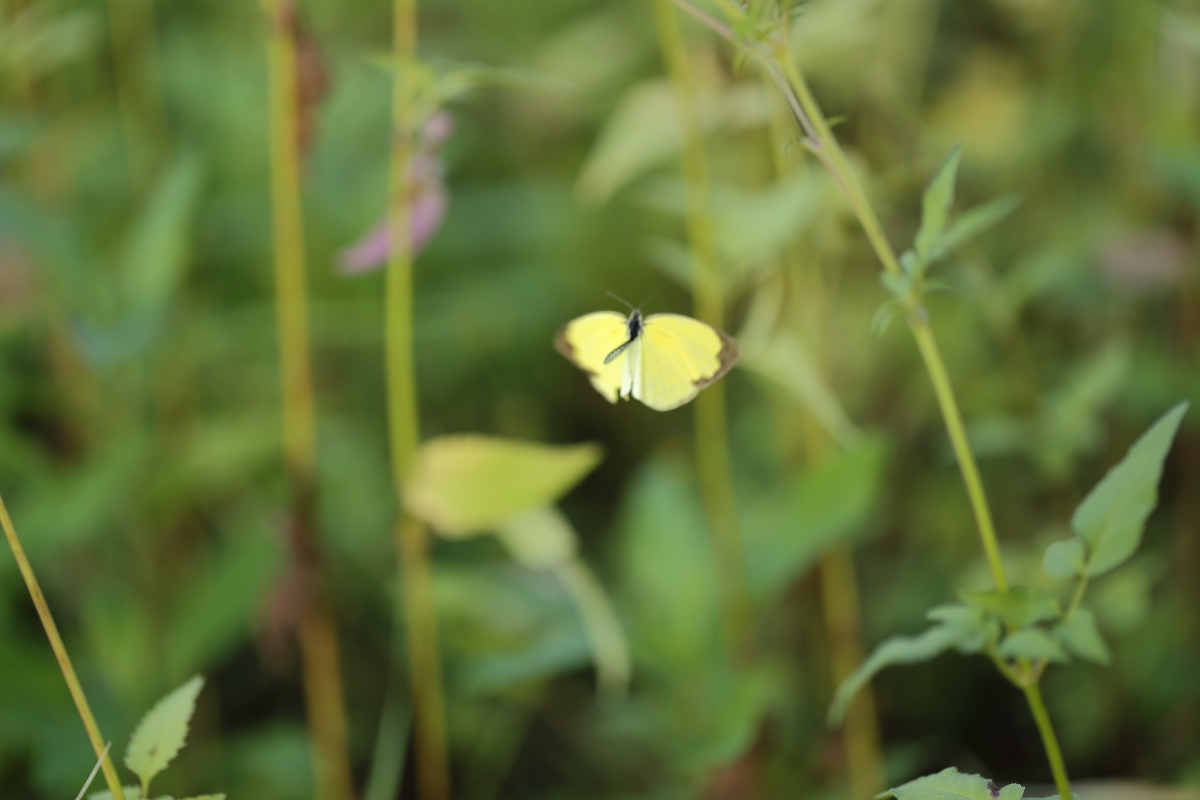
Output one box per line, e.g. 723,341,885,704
555,307,739,411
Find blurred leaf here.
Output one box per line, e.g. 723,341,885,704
165,520,283,678
1043,538,1086,580
618,456,720,668
914,144,962,263
930,194,1022,261
1054,608,1110,665
404,435,603,536
176,795,226,800
1072,402,1188,576
119,155,204,315
89,787,142,800
743,435,888,604
881,767,1026,800
997,628,1068,663
496,506,578,569
830,603,994,725
575,80,767,203
125,676,204,793
962,586,1062,627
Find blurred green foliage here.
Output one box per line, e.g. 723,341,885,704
2,0,1200,797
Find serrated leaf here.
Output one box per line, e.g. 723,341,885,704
1054,608,1110,665
962,586,1062,627
929,194,1022,262
404,435,603,536
1043,538,1085,579
125,676,205,793
880,766,1025,800
997,628,1068,663
1073,402,1188,576
830,615,990,725
914,144,962,261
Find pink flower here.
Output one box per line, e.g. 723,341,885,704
337,111,453,275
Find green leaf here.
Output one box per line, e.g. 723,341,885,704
997,628,1068,663
914,144,962,261
829,610,992,725
961,586,1062,627
175,795,226,799
1043,538,1086,579
929,194,1022,261
1054,608,1110,665
496,506,578,569
1072,402,1188,576
743,436,888,604
404,435,603,536
880,767,1026,800
125,676,205,793
871,299,900,337
924,604,1000,650
119,154,204,315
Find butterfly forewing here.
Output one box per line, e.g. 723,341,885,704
554,311,630,403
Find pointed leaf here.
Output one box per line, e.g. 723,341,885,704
1073,402,1188,576
1043,538,1085,579
997,628,1068,662
915,144,962,261
404,435,603,536
830,614,990,725
930,194,1022,261
881,767,1025,800
125,676,204,791
962,586,1062,627
1054,608,1110,665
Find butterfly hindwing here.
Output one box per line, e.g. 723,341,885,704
633,313,739,411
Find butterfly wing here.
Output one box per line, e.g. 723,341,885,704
633,314,740,411
555,311,631,403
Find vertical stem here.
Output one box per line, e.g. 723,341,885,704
0,496,127,800
386,2,450,798
765,75,883,799
1023,684,1073,800
651,0,749,640
264,5,355,800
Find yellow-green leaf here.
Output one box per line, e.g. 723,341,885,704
914,144,962,262
497,506,579,569
404,435,603,536
125,676,205,793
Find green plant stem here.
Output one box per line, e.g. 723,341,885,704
386,0,450,797
765,76,883,799
0,496,127,800
650,0,750,643
263,5,355,800
1023,683,1073,799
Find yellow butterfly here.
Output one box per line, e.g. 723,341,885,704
555,294,740,411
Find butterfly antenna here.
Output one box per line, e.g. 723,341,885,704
636,287,665,310
605,291,635,310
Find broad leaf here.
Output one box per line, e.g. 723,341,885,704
914,144,962,262
930,194,1022,261
997,628,1068,663
1053,608,1110,665
829,607,992,725
1043,539,1085,579
882,767,1025,800
962,586,1061,627
125,676,205,793
1072,402,1188,576
88,788,142,800
404,435,603,536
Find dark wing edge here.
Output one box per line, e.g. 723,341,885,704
694,327,740,390
554,322,598,377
